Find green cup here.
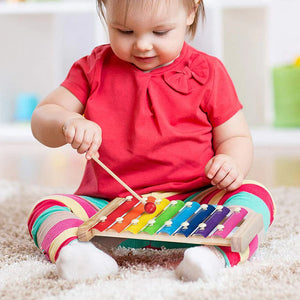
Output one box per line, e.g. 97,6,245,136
272,64,300,127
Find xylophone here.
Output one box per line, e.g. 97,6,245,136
78,195,264,253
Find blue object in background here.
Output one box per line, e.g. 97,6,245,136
15,93,38,121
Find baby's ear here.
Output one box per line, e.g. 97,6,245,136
187,11,196,26
186,0,199,26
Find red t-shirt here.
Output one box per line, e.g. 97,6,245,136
61,42,242,199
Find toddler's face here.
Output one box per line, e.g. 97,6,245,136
105,0,195,71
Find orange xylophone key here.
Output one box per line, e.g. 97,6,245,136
109,196,156,233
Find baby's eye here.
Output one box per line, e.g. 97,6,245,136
153,31,169,36
118,29,133,35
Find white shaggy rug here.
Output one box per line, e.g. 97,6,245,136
0,180,299,300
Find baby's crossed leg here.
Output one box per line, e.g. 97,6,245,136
28,194,121,280
175,180,274,281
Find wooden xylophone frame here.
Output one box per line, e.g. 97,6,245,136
78,196,264,253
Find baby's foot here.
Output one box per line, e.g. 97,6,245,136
175,246,225,282
56,239,118,280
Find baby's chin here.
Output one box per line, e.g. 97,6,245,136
131,63,159,72
132,60,174,72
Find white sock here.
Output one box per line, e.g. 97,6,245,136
56,239,118,281
175,246,225,282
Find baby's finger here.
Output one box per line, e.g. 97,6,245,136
85,134,102,160
210,162,231,185
215,168,237,189
63,125,76,145
77,129,93,154
225,175,244,191
71,127,85,150
205,158,221,180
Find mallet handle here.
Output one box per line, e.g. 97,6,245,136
92,156,145,204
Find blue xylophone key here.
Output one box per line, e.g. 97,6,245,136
193,206,230,237
157,201,200,236
175,204,215,237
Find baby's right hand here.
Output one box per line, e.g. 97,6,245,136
62,117,102,160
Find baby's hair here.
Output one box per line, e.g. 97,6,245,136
97,0,205,39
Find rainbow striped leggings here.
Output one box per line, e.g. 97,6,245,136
27,180,274,267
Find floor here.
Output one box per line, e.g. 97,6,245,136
0,141,299,190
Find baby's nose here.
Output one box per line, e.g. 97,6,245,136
134,37,153,52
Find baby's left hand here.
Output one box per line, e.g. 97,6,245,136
205,154,244,191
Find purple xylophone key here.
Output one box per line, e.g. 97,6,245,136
192,205,230,237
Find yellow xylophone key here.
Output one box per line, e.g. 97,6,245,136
125,198,170,234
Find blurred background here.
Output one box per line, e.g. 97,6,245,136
0,0,299,190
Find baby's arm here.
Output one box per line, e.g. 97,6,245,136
205,110,253,191
31,86,102,159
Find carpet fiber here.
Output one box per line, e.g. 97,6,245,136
0,180,299,300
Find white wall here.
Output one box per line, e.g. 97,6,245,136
0,15,56,122
0,11,101,122
268,0,300,66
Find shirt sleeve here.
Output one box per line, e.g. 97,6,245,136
201,57,243,127
60,46,106,106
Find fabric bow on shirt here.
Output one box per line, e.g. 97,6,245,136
164,54,209,94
